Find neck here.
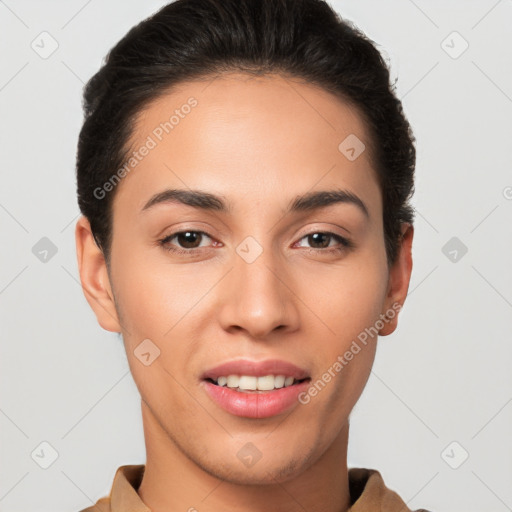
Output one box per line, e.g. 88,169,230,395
137,400,351,512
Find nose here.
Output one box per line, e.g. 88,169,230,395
216,244,300,340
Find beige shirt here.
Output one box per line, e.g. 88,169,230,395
79,464,431,512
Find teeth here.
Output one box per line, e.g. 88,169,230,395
226,375,240,388
215,374,298,390
238,375,257,390
273,375,285,388
284,376,294,387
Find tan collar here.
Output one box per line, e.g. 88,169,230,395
81,464,422,512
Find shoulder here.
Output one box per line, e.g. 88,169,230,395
75,464,146,512
77,496,111,512
348,467,433,512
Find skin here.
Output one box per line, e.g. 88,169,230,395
75,72,413,512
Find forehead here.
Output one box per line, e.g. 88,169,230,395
114,72,381,218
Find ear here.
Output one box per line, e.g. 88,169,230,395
75,216,122,332
379,223,414,336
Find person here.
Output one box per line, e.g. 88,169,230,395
74,0,431,510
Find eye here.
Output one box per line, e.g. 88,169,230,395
158,230,218,255
294,232,353,254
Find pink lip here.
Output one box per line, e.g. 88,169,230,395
201,358,310,381
201,379,311,419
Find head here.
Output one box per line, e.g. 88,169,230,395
75,0,415,485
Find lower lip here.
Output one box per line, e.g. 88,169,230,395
201,379,311,419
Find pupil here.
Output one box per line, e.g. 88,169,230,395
310,233,329,248
178,231,200,248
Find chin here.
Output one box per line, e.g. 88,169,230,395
197,445,313,486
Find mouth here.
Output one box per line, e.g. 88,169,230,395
200,358,312,418
200,359,311,419
201,376,312,418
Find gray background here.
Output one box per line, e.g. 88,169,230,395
1,1,511,511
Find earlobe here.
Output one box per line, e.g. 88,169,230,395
75,216,122,333
379,223,414,336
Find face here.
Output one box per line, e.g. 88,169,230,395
76,72,413,485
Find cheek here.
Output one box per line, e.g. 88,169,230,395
110,251,211,384
297,256,387,409
303,257,387,342
110,247,192,335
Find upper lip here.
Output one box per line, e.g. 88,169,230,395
201,358,310,381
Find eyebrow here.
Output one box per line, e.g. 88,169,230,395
141,187,369,218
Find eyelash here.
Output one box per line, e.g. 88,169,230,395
157,230,354,256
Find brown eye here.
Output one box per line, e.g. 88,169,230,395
301,231,352,250
175,231,203,249
296,232,352,252
158,230,216,255
307,233,331,249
